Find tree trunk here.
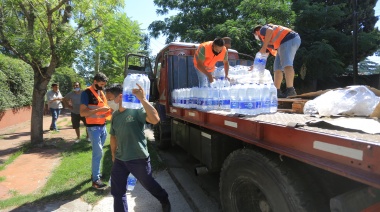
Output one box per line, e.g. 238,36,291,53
30,68,50,144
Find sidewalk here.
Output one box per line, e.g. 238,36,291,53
0,110,217,211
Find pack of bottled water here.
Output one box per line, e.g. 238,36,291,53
122,74,150,109
171,58,278,115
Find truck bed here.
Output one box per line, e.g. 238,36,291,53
168,106,380,189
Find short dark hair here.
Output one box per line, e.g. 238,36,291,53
73,82,80,86
252,25,262,34
51,83,58,87
213,37,225,47
105,84,122,97
93,72,108,82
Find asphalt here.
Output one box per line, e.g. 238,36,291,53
1,124,220,212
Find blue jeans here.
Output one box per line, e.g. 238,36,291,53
87,125,107,182
111,157,169,212
196,69,210,88
49,108,61,130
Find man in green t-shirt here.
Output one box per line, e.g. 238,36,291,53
105,83,171,212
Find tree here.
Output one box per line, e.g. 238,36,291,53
149,0,294,55
292,0,380,83
75,12,143,84
51,66,87,96
0,0,123,144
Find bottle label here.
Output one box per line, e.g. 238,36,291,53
219,100,230,105
230,101,239,109
239,101,254,109
263,99,270,108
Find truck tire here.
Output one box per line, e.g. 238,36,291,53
220,149,325,212
153,121,171,150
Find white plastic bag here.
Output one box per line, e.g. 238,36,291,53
303,86,380,116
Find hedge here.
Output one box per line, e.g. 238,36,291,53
0,55,33,111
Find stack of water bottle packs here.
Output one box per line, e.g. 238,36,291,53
122,73,150,109
171,52,278,116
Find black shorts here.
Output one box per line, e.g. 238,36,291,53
71,112,86,129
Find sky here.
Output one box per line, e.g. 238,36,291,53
124,0,178,56
125,0,380,62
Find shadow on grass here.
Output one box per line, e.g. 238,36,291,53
0,139,109,211
7,179,110,212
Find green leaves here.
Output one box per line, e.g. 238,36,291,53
149,0,294,55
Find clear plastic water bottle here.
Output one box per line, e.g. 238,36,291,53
127,173,137,191
261,84,271,114
143,74,150,100
246,83,256,115
198,87,207,111
122,74,144,109
238,84,249,115
122,74,133,109
253,52,268,71
185,88,191,109
253,52,268,84
190,87,197,109
210,86,219,110
269,83,278,113
205,87,213,111
230,84,240,114
253,83,261,115
219,86,230,110
178,89,183,108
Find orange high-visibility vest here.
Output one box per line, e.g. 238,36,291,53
259,25,292,56
85,86,111,125
193,41,227,73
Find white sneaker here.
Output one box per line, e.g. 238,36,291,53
75,139,81,143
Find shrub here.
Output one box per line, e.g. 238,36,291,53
0,55,33,111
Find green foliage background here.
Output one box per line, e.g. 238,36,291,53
0,55,33,111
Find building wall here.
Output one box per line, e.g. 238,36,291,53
0,106,32,130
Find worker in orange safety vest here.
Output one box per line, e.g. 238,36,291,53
193,37,229,87
80,72,112,190
253,24,301,98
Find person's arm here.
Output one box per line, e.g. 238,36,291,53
110,135,117,162
132,83,160,124
62,93,73,110
223,51,230,80
79,92,110,117
260,27,273,54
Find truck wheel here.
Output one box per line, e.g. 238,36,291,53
220,149,324,212
153,121,171,150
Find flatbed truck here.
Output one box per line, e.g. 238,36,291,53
125,43,380,212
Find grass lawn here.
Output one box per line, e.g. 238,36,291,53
0,123,165,210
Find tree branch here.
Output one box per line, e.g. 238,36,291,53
50,0,70,13
84,24,103,35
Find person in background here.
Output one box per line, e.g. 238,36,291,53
222,37,232,49
63,82,89,143
46,83,63,131
105,83,171,212
252,24,301,98
80,72,111,189
193,37,229,87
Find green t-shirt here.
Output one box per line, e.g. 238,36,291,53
109,108,149,161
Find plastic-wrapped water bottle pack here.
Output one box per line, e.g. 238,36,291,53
122,74,150,109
